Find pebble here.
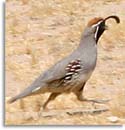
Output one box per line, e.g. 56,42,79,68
107,116,119,123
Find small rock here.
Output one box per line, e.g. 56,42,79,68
107,116,119,123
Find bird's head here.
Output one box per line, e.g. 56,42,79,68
85,15,120,43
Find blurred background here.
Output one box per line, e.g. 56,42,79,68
5,0,125,125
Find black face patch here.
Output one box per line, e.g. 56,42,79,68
96,21,105,43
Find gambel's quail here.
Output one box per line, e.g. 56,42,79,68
8,15,120,109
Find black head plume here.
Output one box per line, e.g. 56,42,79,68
91,15,120,43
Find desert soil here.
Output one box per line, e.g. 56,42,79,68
5,0,125,125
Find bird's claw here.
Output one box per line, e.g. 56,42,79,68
83,98,110,104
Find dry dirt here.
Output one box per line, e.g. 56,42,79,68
5,0,125,125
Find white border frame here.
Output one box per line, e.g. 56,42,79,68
0,0,124,129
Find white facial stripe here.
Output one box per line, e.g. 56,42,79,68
95,26,99,39
92,20,103,40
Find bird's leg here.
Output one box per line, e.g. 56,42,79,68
82,98,110,103
43,93,60,110
75,84,110,104
75,91,110,103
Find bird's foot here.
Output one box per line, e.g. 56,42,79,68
83,98,110,104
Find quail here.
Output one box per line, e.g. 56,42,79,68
8,15,120,109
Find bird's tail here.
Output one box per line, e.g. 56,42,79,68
8,76,47,104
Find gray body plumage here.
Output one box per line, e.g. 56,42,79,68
9,27,97,103
8,15,120,109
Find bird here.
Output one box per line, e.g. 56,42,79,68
8,15,120,109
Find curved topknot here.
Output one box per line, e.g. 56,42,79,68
87,17,104,27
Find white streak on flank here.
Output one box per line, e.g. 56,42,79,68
76,64,81,67
66,72,73,75
67,64,72,67
75,69,81,72
32,87,41,93
70,68,75,71
72,65,77,68
65,76,71,80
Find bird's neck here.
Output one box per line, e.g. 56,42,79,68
79,33,96,49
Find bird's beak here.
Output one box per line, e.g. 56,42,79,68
104,25,108,30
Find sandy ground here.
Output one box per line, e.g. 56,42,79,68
5,0,125,125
